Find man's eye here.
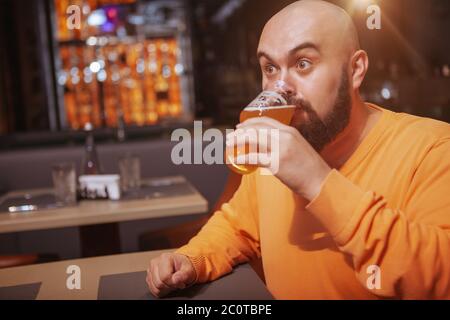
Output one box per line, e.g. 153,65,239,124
264,65,276,74
297,60,312,70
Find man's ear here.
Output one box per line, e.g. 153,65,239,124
350,50,369,90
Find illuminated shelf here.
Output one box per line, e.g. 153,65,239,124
52,0,193,131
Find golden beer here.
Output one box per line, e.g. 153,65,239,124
226,91,295,175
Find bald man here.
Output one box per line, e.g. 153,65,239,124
146,0,450,299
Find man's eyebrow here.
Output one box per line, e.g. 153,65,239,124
288,42,320,55
257,42,320,62
256,51,275,62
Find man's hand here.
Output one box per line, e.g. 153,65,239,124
146,252,196,298
227,116,332,201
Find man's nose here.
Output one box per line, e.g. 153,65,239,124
273,79,295,99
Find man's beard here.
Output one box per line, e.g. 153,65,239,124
287,69,352,152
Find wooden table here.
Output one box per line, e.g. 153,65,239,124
0,250,167,299
0,250,273,300
0,176,208,234
0,176,208,256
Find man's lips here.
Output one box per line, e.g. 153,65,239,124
286,98,303,111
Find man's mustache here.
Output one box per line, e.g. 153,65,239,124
285,95,334,147
286,96,314,114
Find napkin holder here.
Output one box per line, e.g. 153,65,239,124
78,175,121,200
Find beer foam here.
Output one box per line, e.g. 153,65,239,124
243,105,296,111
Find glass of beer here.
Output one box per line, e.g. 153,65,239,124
226,91,296,175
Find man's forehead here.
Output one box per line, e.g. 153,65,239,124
258,19,327,58
258,19,351,57
257,1,359,58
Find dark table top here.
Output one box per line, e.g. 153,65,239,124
0,250,272,300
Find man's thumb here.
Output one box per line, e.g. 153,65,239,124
171,270,189,289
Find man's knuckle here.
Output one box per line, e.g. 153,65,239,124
161,274,171,283
287,132,296,142
163,253,173,260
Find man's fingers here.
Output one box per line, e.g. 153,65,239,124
234,152,272,167
226,125,281,153
171,270,190,289
227,123,280,139
146,254,195,297
151,264,172,297
158,255,178,288
146,270,161,297
172,254,196,288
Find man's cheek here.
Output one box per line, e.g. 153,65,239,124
261,77,270,90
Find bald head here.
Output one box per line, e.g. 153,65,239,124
256,0,369,151
259,0,360,63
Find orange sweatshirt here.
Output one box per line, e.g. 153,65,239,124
176,104,450,299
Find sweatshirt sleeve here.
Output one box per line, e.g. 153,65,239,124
175,172,261,283
306,138,450,299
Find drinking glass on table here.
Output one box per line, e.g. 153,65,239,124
119,154,141,192
52,162,77,206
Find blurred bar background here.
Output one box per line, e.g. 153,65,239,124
0,0,449,146
0,0,449,263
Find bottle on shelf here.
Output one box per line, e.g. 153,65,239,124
81,122,102,175
116,110,126,142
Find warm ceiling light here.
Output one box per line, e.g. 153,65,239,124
353,0,378,10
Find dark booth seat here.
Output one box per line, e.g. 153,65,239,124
0,137,231,268
0,137,229,207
